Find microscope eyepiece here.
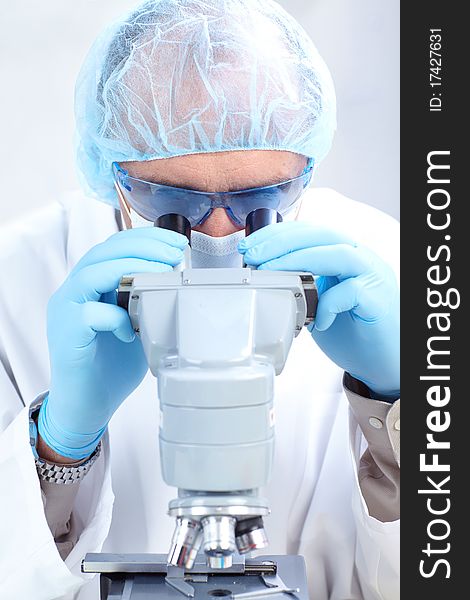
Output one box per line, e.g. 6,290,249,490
155,213,191,244
245,208,282,236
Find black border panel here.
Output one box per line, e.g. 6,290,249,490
401,3,466,596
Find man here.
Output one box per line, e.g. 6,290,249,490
0,1,399,599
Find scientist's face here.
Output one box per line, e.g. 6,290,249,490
120,150,307,237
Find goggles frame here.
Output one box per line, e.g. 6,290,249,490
112,158,314,227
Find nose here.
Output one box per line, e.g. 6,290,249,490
193,208,243,237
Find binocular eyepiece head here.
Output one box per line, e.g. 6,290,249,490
154,208,283,241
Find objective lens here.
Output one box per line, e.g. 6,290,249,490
167,517,203,569
202,516,237,568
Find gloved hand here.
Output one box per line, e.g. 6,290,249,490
38,227,188,460
239,222,399,400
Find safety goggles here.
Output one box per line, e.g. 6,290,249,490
112,159,313,227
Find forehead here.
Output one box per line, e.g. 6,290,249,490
120,150,306,192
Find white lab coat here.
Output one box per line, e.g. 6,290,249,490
0,188,399,600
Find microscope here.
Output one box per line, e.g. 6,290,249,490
82,209,317,599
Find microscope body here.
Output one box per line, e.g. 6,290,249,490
82,210,318,598
118,267,316,569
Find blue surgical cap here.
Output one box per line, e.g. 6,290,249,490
75,0,336,207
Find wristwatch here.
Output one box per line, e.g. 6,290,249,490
29,393,101,485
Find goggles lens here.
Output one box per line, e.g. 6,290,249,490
112,160,313,227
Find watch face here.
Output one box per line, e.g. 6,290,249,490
29,412,39,460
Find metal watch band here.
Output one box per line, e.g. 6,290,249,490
29,393,102,485
34,446,101,484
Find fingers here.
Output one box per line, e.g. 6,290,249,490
239,222,356,262
108,226,189,248
72,228,188,274
62,258,173,302
313,278,362,331
80,302,136,343
256,245,374,280
313,271,397,331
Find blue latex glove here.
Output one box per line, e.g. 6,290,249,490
239,222,399,400
38,227,188,460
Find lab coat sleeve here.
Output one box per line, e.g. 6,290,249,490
343,375,400,522
343,373,400,599
40,477,82,560
0,373,115,599
29,394,93,562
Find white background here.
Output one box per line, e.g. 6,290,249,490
0,0,399,224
